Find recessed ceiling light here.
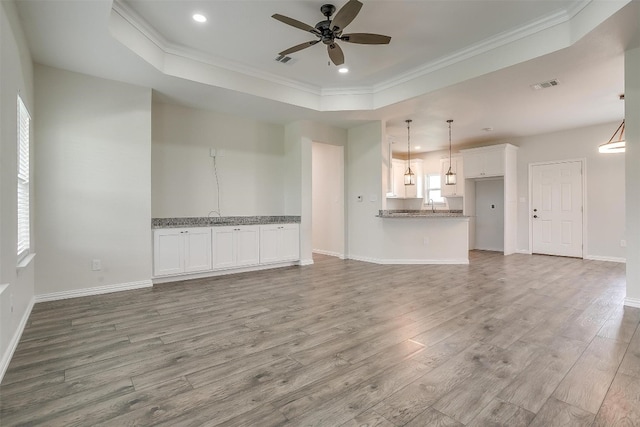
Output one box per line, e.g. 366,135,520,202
338,67,349,74
482,127,493,132
414,146,421,150
192,13,207,23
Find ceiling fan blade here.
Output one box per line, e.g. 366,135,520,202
279,40,320,56
341,33,391,45
272,14,319,35
331,0,363,33
327,43,345,66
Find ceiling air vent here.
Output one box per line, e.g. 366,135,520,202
274,55,297,65
530,79,560,91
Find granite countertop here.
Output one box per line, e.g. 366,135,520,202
152,216,301,229
377,210,468,218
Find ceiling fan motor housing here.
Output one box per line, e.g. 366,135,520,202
316,20,335,44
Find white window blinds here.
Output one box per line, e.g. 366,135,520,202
17,95,30,258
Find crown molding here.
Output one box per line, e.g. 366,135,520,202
374,0,591,93
111,0,321,96
110,0,624,111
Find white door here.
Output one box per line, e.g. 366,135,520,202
532,161,583,257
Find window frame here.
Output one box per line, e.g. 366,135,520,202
424,173,446,205
17,94,31,262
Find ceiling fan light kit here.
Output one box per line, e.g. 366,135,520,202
272,0,391,66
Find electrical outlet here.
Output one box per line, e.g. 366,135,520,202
210,148,225,158
423,237,429,246
621,240,627,247
92,259,102,271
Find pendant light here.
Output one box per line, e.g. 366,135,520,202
404,119,416,186
445,119,457,185
598,119,625,154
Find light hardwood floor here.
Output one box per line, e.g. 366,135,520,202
1,251,639,426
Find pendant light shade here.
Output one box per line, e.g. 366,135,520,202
404,119,416,186
599,120,625,154
445,119,457,185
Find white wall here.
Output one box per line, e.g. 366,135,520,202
347,122,386,261
152,102,285,217
0,0,35,380
511,122,626,261
34,65,152,296
312,142,345,258
626,32,640,305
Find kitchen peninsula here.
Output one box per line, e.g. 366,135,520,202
377,210,469,264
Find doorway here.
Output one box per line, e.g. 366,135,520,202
311,142,345,258
475,179,505,251
530,160,584,257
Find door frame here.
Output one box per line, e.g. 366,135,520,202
527,158,587,257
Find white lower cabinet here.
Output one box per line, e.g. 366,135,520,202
212,225,260,270
153,223,300,279
260,224,300,264
153,228,212,276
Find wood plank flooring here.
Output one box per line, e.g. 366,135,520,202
1,251,638,426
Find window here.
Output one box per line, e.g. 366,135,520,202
17,95,30,260
425,174,445,204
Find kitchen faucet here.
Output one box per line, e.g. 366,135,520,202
429,199,435,213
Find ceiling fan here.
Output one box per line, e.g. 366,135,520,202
272,0,391,66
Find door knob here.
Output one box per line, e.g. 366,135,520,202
533,215,538,218
533,208,537,212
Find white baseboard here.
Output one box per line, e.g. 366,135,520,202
152,262,301,284
625,297,640,308
298,259,314,266
516,249,531,255
35,280,153,303
0,296,34,383
584,255,626,263
312,249,345,259
347,255,469,265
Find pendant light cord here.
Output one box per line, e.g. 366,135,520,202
447,119,454,167
406,119,412,164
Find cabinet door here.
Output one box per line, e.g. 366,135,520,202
280,224,300,261
463,152,484,178
483,151,505,177
183,228,212,273
236,226,260,267
153,229,183,276
212,227,235,269
260,225,280,264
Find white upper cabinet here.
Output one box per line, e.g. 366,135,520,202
441,155,464,197
389,158,423,198
462,147,505,178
